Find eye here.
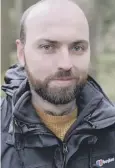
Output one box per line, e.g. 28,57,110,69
73,45,84,51
40,44,53,50
38,43,56,54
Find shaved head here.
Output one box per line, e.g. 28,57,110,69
20,0,89,44
17,0,90,108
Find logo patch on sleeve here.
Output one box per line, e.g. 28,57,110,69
96,157,115,167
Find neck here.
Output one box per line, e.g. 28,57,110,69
31,90,77,116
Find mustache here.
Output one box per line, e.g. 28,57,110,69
46,69,79,81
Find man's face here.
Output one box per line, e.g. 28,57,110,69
17,1,90,104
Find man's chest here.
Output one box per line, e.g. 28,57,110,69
68,133,115,168
16,131,115,168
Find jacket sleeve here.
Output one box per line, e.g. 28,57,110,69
1,96,21,168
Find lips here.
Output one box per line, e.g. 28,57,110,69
53,78,75,81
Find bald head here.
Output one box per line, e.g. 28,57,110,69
20,0,89,44
17,0,90,106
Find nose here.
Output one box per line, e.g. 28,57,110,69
58,47,72,71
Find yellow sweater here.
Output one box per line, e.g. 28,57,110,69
35,107,78,141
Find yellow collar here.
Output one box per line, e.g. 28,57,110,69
34,106,78,141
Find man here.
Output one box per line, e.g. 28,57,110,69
1,0,115,168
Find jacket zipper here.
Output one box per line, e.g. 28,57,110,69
62,142,68,168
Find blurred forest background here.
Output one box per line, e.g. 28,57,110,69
1,0,115,101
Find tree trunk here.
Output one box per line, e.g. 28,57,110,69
22,0,39,11
1,0,14,73
89,0,102,79
75,0,102,79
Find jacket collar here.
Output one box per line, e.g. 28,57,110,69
2,64,115,133
11,75,115,134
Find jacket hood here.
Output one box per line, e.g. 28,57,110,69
2,64,26,96
2,64,115,132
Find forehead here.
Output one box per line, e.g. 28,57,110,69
25,1,89,43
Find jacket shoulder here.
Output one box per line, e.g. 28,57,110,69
1,96,12,132
1,96,21,168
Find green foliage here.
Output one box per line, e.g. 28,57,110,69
98,52,115,101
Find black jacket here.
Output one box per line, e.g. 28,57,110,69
1,64,115,168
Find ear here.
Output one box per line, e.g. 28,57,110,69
16,39,25,66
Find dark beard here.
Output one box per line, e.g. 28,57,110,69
34,83,85,105
25,61,88,105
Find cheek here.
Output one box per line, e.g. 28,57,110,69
72,53,90,71
24,49,56,81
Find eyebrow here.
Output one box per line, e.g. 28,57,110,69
35,39,58,45
35,39,89,45
72,40,89,46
